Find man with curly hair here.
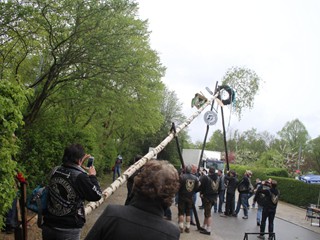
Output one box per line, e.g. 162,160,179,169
85,160,180,240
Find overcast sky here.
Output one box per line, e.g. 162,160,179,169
136,0,320,142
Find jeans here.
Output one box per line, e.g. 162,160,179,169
235,193,249,216
5,198,18,228
42,225,81,240
113,165,121,181
257,204,263,223
260,208,276,237
190,193,197,222
218,189,225,213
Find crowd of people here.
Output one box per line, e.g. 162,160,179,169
2,145,279,240
47,150,278,240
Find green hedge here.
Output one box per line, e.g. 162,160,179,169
229,164,288,181
271,176,320,208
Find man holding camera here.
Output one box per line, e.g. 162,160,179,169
42,144,102,240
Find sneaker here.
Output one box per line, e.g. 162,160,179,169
242,216,248,219
257,235,265,239
185,228,190,233
200,229,211,235
232,214,238,217
179,227,184,233
190,221,196,226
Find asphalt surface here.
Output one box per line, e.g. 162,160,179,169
82,184,320,240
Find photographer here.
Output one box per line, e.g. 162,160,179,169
42,144,102,240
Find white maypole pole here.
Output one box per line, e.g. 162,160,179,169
84,91,220,215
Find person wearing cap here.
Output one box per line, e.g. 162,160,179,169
112,155,123,181
234,170,253,219
177,165,200,233
198,167,220,235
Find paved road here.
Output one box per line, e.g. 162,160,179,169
82,184,320,240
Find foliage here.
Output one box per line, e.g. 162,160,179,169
256,149,285,168
277,119,310,153
229,164,287,182
135,87,187,167
307,136,320,174
0,74,28,227
206,130,225,152
221,66,262,120
0,0,168,186
277,119,310,174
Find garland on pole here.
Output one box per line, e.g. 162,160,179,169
84,90,220,216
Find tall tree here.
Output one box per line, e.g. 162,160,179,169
206,130,225,152
137,87,188,166
304,136,320,174
1,0,167,182
221,66,262,120
277,119,310,173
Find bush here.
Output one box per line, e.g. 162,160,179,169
228,164,287,181
271,176,320,208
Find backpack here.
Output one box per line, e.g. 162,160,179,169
271,190,280,205
26,166,59,227
237,180,248,192
256,189,268,207
27,185,48,213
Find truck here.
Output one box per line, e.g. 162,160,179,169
182,149,224,173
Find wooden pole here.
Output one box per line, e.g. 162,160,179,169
20,182,27,240
220,106,229,171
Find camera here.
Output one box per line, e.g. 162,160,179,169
87,157,94,168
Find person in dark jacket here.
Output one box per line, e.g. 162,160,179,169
112,155,123,181
42,144,102,240
235,170,252,219
198,167,219,235
222,170,238,216
177,165,200,233
257,180,279,240
84,160,180,240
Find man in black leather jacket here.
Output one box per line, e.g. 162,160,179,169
177,165,200,233
85,160,180,240
42,144,102,240
257,180,279,240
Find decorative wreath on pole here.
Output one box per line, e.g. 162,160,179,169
217,85,235,106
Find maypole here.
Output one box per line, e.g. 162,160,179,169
84,90,220,215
